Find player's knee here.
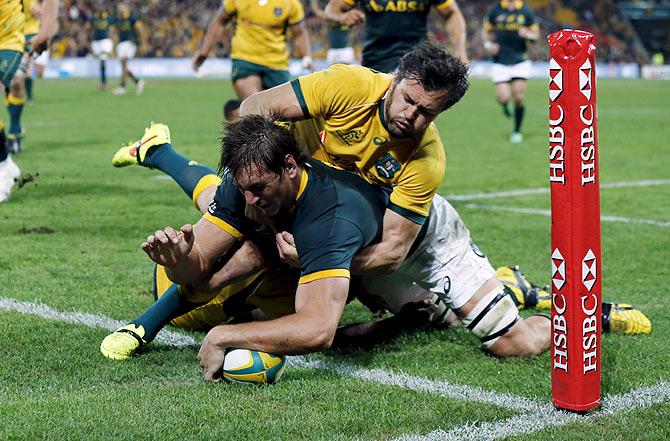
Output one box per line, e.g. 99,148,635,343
461,285,520,352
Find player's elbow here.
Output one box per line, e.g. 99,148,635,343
305,324,337,351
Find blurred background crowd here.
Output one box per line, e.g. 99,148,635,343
52,0,668,64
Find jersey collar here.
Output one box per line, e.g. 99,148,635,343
295,164,309,201
501,0,523,10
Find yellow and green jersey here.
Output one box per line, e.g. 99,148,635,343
23,0,40,36
0,0,26,52
223,0,305,70
291,64,446,224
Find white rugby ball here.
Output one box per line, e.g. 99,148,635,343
222,348,286,385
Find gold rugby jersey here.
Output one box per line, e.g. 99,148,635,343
23,0,40,36
223,0,305,70
291,64,446,223
1,0,26,52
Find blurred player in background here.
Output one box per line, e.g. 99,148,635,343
87,5,113,90
0,0,58,202
23,0,51,104
324,0,467,73
192,0,314,121
111,3,146,96
310,0,356,65
482,0,539,144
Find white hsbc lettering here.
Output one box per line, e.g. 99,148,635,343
552,292,568,372
579,104,596,186
581,293,598,374
549,104,565,185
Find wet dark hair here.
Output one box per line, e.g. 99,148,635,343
223,99,241,121
219,114,306,178
396,41,470,111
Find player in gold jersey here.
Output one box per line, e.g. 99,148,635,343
192,0,314,102
0,0,58,202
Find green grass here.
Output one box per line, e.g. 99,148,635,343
1,77,669,440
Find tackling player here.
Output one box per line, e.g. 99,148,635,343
192,0,314,101
111,4,146,96
324,0,467,73
482,0,539,143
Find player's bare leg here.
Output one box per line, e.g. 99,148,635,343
233,75,263,100
6,72,26,153
494,81,512,118
510,79,528,143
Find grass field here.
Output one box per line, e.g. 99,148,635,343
1,76,669,440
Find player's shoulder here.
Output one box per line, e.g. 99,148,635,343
323,64,392,94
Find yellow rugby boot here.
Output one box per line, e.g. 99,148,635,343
496,266,552,310
100,324,148,360
112,122,171,167
603,303,652,335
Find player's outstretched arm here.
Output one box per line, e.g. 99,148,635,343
192,7,232,72
437,0,468,63
142,218,237,286
289,21,315,71
239,83,306,120
30,0,60,56
198,277,350,381
351,209,421,275
324,0,365,27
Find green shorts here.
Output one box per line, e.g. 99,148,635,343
0,50,23,88
231,59,290,90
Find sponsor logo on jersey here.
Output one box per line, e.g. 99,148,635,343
366,0,428,13
274,7,283,16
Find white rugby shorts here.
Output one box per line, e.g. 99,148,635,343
326,47,356,66
116,40,137,60
361,194,495,312
491,60,532,83
91,38,113,59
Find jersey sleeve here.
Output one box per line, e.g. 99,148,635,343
483,5,495,30
288,0,305,25
388,125,445,223
291,65,377,119
222,0,237,16
295,217,365,284
202,171,246,240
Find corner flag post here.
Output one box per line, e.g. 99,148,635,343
548,30,602,412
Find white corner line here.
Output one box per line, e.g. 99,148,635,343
462,203,670,228
0,296,537,411
447,179,670,202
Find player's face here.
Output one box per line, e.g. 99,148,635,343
234,164,293,219
384,78,448,138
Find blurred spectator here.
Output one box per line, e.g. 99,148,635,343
53,0,649,63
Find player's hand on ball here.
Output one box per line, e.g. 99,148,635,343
199,326,227,381
276,231,299,268
141,224,194,267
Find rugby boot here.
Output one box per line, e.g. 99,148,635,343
100,324,148,360
602,303,652,335
112,122,171,167
497,265,551,310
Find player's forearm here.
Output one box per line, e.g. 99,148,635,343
445,7,467,61
163,245,212,286
190,241,267,293
324,1,349,25
39,0,59,37
208,312,338,355
200,11,227,54
351,239,411,275
291,27,312,59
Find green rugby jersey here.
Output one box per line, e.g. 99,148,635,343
204,159,388,284
114,12,138,43
484,1,537,65
344,0,454,73
90,10,111,41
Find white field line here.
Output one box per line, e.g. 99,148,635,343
393,381,670,441
0,296,537,412
447,179,670,202
463,204,670,228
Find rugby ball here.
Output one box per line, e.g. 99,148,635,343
222,348,286,385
